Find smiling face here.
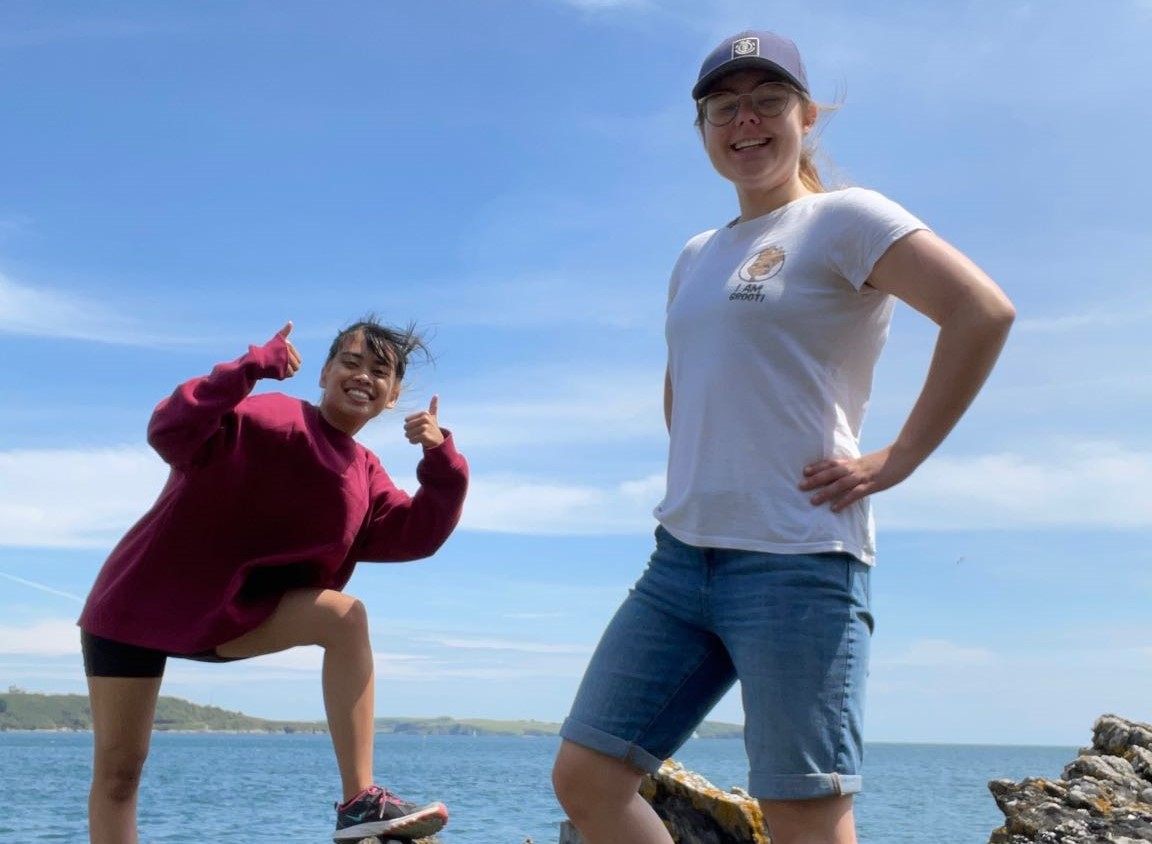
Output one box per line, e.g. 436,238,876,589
699,69,818,218
318,331,401,435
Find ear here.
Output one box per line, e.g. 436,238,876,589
384,384,401,410
318,361,330,390
802,101,819,134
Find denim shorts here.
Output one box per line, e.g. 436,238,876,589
560,525,873,800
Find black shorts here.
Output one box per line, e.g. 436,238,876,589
81,630,241,678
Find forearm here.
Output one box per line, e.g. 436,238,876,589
148,337,290,466
889,299,1014,471
356,436,469,561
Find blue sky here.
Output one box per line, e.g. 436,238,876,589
1,0,1149,746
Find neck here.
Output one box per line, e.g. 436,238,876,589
734,178,812,224
318,404,364,437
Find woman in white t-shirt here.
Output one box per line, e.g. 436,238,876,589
551,29,1015,844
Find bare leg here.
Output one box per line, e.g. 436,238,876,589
759,796,857,844
87,675,163,844
552,740,674,844
217,588,375,801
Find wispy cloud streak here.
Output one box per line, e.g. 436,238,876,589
0,272,151,345
0,572,84,603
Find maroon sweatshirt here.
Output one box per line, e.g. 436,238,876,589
78,335,468,653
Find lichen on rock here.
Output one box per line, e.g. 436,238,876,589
988,714,1152,844
559,758,767,844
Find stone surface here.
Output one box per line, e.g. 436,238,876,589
559,759,766,844
988,714,1152,843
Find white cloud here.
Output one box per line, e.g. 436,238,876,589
361,371,666,453
417,635,591,655
162,652,582,686
0,618,81,656
211,646,433,680
0,271,150,344
460,473,664,535
3,437,1150,549
878,441,1152,530
1016,305,1152,334
874,638,997,669
501,611,570,621
0,618,564,685
0,446,167,548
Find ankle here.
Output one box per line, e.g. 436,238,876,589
339,785,378,808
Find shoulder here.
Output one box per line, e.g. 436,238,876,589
672,228,721,273
673,228,720,264
684,228,720,252
810,187,916,218
803,188,929,245
361,444,383,468
243,391,301,410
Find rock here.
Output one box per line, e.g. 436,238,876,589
560,759,766,844
988,714,1152,843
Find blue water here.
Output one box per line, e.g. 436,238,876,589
0,732,1073,843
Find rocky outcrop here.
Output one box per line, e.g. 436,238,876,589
989,714,1152,843
558,759,766,844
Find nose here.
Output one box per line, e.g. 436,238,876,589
734,95,761,124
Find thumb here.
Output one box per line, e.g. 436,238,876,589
276,321,293,340
428,394,439,417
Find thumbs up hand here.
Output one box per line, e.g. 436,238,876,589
268,321,301,379
403,394,445,448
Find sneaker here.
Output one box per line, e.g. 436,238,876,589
332,786,448,841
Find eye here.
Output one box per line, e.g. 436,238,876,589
710,97,738,116
372,368,390,379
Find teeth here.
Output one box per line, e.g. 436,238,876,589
733,139,768,150
347,389,371,401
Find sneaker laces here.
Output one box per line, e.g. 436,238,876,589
336,785,385,816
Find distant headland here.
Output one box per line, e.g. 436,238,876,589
0,687,744,738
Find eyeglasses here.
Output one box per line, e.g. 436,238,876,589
697,82,796,127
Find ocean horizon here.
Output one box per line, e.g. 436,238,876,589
0,731,1075,843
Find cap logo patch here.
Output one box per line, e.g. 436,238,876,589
732,36,759,59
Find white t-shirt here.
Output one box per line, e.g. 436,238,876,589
654,187,928,565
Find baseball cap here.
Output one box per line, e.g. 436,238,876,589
692,31,809,100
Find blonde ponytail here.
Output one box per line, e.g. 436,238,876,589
798,148,825,193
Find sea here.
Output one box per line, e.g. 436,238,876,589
0,732,1075,843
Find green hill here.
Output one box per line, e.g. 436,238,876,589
0,688,323,733
0,688,744,738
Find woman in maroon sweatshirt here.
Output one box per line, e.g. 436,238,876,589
78,318,469,843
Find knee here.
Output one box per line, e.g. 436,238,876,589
93,749,149,803
552,742,640,821
340,595,368,628
550,751,582,811
327,594,369,643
